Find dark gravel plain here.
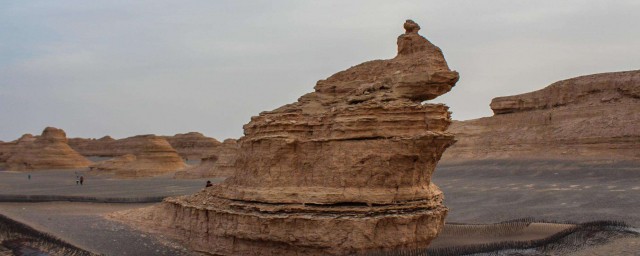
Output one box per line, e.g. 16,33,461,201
0,202,195,256
434,160,640,226
0,167,221,255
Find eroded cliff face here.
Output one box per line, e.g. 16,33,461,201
442,70,640,163
114,20,458,255
174,139,238,179
89,135,186,177
4,127,92,170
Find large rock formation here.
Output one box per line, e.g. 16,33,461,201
4,127,92,170
89,135,187,177
115,20,458,255
174,139,239,179
442,70,640,163
163,132,222,160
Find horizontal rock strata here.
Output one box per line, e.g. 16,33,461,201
115,20,458,255
89,135,186,177
4,127,91,170
67,136,116,157
70,132,223,161
442,70,640,163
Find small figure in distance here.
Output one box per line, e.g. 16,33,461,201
76,176,80,185
206,180,213,188
28,174,31,180
80,176,84,186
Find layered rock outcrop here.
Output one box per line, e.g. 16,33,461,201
89,135,186,177
4,127,92,170
174,139,238,179
163,132,222,160
115,20,458,255
442,70,640,163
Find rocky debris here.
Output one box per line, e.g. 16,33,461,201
174,139,238,179
89,135,186,177
115,20,458,255
163,132,222,160
442,70,640,163
3,127,91,170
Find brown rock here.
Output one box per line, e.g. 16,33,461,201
115,20,458,255
4,127,92,170
1,134,36,166
174,139,239,179
442,70,640,163
163,132,222,160
0,141,13,165
89,135,186,177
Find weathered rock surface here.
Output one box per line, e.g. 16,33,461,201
3,127,92,170
442,70,640,163
89,135,186,177
163,132,222,160
115,20,458,255
174,139,238,179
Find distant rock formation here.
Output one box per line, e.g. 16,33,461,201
89,135,186,177
4,127,91,170
0,141,14,165
70,132,222,161
1,135,38,166
442,70,640,163
69,135,168,157
68,136,116,156
115,20,458,255
163,132,222,160
174,139,239,179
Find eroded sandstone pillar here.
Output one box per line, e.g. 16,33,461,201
134,20,459,255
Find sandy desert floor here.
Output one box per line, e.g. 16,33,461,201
0,160,638,255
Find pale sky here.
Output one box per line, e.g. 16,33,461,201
1,1,639,141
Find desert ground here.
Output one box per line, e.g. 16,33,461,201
1,160,638,255
434,160,640,227
0,168,215,255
